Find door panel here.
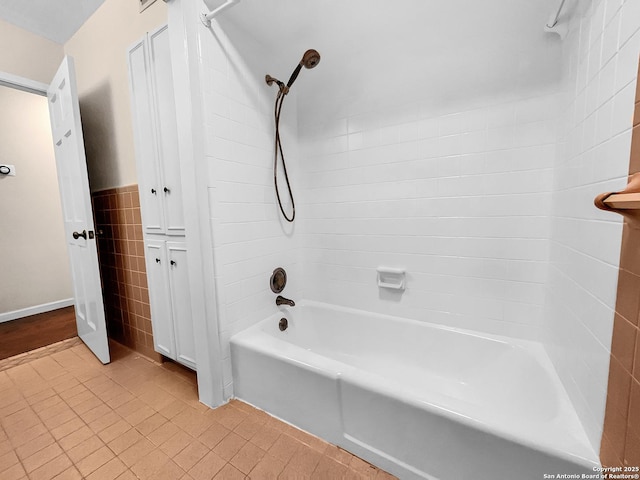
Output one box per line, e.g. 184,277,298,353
148,25,185,235
167,242,195,370
128,39,165,234
47,56,110,364
145,242,175,359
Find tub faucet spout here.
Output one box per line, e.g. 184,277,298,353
276,295,295,307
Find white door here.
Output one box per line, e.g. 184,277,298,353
47,56,110,364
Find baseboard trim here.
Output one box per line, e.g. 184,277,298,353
0,299,75,324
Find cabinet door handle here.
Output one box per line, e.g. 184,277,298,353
163,187,170,193
170,260,176,266
155,258,161,263
151,188,157,194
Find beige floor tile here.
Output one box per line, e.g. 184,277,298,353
115,470,138,480
349,455,378,478
285,445,323,476
130,448,171,479
0,462,26,480
135,412,167,436
213,431,247,461
23,441,63,473
198,422,230,449
324,444,353,466
267,433,301,464
250,424,281,451
86,457,127,480
66,435,104,463
58,425,94,451
147,460,185,480
30,453,73,480
233,415,264,440
0,344,400,480
173,440,209,471
247,453,286,479
51,416,85,441
52,466,83,480
213,463,246,480
98,419,132,444
118,437,156,467
15,431,54,460
188,451,227,480
107,428,142,455
159,429,193,457
147,420,180,447
229,441,266,474
0,450,19,472
76,445,115,477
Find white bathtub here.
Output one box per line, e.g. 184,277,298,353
230,301,600,480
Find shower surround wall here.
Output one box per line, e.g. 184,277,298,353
198,22,301,398
545,0,640,454
297,94,559,340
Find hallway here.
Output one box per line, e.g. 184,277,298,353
0,341,395,479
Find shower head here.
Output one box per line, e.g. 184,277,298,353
301,49,321,69
285,49,321,89
265,49,321,94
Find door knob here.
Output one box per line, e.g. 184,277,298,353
163,187,170,193
72,230,87,240
151,188,157,194
170,260,176,266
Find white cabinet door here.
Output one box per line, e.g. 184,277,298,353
145,241,175,358
128,38,164,235
148,25,185,236
167,242,196,370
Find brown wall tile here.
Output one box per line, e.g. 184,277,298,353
601,56,640,467
92,185,158,362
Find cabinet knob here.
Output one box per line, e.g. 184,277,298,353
155,258,161,263
170,260,176,266
151,188,157,194
163,187,170,193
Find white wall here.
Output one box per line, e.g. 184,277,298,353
197,21,301,398
0,86,73,315
543,0,640,452
297,94,560,339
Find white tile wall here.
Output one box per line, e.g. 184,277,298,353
297,94,561,340
198,23,302,398
543,0,640,452
194,2,640,451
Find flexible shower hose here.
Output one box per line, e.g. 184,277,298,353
273,89,295,222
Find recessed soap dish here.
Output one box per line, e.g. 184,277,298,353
377,267,406,290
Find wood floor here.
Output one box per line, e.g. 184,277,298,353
0,306,77,360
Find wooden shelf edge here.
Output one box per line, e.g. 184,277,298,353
603,192,640,209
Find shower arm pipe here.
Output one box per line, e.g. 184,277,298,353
546,0,567,29
200,0,240,27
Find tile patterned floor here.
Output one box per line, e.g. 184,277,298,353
0,341,397,479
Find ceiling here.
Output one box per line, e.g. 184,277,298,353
0,0,106,44
221,0,567,125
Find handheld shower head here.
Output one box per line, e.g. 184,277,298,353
301,49,321,69
285,49,321,88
